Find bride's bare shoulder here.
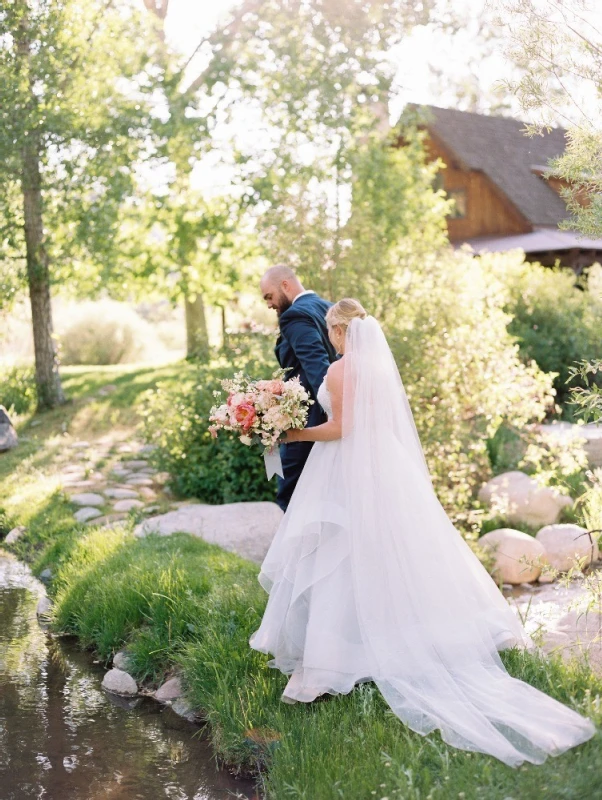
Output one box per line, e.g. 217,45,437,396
326,358,344,388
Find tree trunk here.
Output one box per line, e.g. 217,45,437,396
17,5,64,411
185,294,210,360
21,132,65,410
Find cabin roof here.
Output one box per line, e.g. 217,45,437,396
461,227,602,255
413,105,570,227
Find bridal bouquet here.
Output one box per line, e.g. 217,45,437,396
208,370,313,457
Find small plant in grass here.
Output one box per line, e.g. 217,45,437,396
568,359,602,423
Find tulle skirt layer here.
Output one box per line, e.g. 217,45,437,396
249,440,372,701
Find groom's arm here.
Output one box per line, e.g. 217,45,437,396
279,309,331,398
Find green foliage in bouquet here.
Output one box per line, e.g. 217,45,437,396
139,339,278,504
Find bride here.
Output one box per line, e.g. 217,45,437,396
248,298,595,766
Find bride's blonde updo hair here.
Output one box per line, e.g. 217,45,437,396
326,298,367,331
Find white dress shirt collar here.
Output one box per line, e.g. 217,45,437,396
292,289,315,304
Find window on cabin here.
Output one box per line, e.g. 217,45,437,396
447,188,467,219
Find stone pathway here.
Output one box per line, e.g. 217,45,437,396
56,435,284,561
56,437,181,527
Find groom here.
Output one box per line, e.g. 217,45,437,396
260,265,337,511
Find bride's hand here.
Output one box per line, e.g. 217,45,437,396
284,429,304,443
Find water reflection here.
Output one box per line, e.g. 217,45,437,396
0,556,258,800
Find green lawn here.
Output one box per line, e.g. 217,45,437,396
1,365,601,799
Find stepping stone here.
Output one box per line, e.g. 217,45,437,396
74,507,102,523
70,441,90,449
103,488,139,499
111,467,130,477
117,444,135,453
102,668,137,697
170,697,197,722
86,513,128,527
123,460,148,469
70,493,105,507
138,468,157,475
36,596,53,618
61,473,87,483
126,477,153,486
113,499,144,512
138,487,157,500
113,651,132,671
143,505,161,514
65,480,105,489
155,677,183,703
153,472,170,484
61,464,86,475
139,445,157,455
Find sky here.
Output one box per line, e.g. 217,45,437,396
160,0,503,114
140,0,602,195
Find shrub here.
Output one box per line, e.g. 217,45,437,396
495,255,602,410
0,365,37,414
139,338,278,504
383,248,555,529
57,300,168,365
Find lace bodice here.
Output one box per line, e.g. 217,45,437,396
317,377,332,419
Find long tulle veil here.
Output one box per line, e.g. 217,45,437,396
340,316,595,766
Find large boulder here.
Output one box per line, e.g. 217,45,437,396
535,524,599,572
478,471,572,527
479,528,547,584
0,406,18,452
134,501,283,564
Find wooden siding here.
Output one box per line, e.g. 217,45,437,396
425,135,532,242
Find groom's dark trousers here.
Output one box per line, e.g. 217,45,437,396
275,292,337,512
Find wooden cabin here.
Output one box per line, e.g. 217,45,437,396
410,105,602,273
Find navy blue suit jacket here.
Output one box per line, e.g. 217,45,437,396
273,292,337,510
275,292,337,427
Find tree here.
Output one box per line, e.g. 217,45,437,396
199,0,437,298
499,0,602,236
136,0,268,360
0,0,155,408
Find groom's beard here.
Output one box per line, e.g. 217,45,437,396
275,295,292,317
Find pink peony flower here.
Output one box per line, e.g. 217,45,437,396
234,402,257,431
257,379,285,396
227,392,246,408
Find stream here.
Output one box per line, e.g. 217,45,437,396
0,555,259,800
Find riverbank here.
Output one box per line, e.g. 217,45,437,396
2,365,602,799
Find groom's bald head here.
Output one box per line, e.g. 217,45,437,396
261,264,304,317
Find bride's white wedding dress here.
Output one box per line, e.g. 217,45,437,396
249,316,595,766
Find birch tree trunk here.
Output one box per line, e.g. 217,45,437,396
17,8,65,410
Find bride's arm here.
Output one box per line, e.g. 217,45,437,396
285,361,344,443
